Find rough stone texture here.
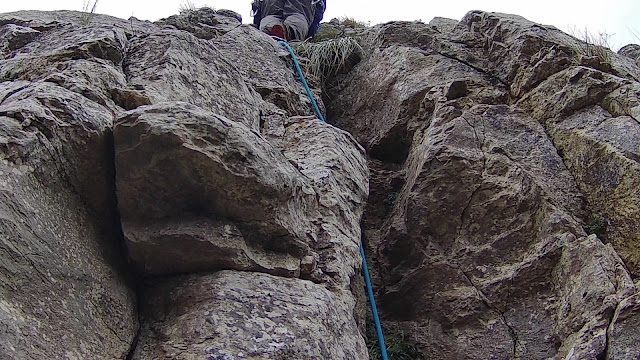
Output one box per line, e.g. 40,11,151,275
518,67,640,278
132,271,368,359
429,17,458,33
618,44,640,63
3,7,640,360
608,291,640,359
114,102,316,277
1,8,369,359
330,11,640,360
114,102,368,285
124,217,300,277
157,7,242,40
0,11,139,357
123,30,263,129
109,9,370,358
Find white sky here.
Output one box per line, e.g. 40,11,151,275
1,0,638,50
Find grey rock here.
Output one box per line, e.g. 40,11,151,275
124,217,300,277
0,158,138,359
542,102,640,276
157,7,241,40
0,77,136,359
114,102,317,277
0,24,40,54
429,17,458,33
114,103,369,286
132,271,368,359
3,7,640,360
211,25,319,124
608,290,640,359
332,10,640,359
123,29,264,128
618,44,640,61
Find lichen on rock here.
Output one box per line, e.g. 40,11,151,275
1,6,640,360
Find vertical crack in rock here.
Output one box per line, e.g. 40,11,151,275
3,8,640,360
327,11,640,360
460,269,519,359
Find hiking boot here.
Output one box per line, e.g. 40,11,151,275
268,24,287,40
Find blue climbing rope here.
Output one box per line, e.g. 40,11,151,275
360,243,389,360
278,41,326,123
278,39,389,360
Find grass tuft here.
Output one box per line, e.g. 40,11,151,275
337,16,370,29
80,0,99,26
291,37,363,82
569,27,614,63
179,0,197,14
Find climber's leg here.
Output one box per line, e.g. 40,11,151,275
259,0,286,37
283,0,316,40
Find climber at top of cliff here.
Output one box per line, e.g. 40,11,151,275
252,0,326,41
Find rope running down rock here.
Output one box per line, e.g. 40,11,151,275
278,39,389,360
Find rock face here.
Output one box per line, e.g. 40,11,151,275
1,7,640,360
133,271,366,359
330,11,640,360
0,11,140,360
1,8,370,359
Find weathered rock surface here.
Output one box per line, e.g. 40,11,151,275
133,271,367,359
608,291,640,359
111,8,370,358
114,102,312,276
2,8,369,359
3,6,640,360
330,11,640,360
619,44,640,63
0,12,139,357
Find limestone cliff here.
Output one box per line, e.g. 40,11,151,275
0,7,638,360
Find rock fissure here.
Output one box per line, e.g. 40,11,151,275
2,8,640,360
436,49,511,89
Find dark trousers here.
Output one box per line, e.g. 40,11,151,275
259,0,316,40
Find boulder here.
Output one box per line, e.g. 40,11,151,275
618,44,640,62
114,102,318,276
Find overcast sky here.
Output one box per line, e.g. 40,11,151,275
1,0,638,50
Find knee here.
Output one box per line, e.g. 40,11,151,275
283,14,309,40
259,15,283,32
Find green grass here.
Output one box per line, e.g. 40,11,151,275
337,16,370,29
368,332,422,360
313,25,342,42
584,218,607,239
80,0,99,26
291,37,363,82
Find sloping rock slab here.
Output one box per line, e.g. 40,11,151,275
124,217,300,277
